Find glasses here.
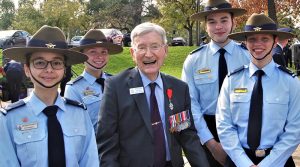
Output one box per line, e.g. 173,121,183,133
134,44,165,54
32,59,65,70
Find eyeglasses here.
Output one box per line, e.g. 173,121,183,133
32,59,65,70
134,44,165,54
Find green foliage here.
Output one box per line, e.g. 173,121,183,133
71,46,197,79
0,0,15,29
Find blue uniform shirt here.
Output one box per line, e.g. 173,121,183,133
181,40,250,144
65,70,110,132
0,92,99,167
216,60,300,167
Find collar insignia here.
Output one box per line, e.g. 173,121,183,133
253,27,262,31
45,43,56,48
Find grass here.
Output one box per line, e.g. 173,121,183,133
71,46,198,78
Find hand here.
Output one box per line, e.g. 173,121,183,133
205,139,227,165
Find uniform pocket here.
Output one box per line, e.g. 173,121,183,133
82,94,101,105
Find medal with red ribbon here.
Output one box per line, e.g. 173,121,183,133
167,88,173,110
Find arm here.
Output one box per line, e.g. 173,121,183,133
258,78,300,167
79,111,99,167
97,78,120,167
178,85,210,167
216,76,254,167
181,56,213,144
64,84,82,102
0,114,20,167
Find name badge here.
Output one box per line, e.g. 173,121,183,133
17,122,38,131
129,87,144,95
198,68,211,74
234,88,248,93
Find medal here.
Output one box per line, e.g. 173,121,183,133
167,88,173,110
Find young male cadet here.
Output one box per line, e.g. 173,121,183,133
97,22,209,167
0,25,99,167
181,0,250,166
65,29,123,132
216,13,300,167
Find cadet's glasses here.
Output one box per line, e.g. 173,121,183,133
32,59,65,70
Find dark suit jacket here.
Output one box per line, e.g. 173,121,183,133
97,68,209,167
273,44,286,67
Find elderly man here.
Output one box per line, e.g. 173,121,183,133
97,22,209,167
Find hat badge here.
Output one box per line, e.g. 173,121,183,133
45,43,56,48
253,27,262,31
211,7,218,10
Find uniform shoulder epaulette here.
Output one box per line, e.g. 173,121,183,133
190,45,205,54
64,98,87,110
278,66,296,78
228,65,246,77
67,76,83,85
1,100,25,115
238,43,248,50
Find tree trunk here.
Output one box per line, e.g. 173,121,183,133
268,0,278,24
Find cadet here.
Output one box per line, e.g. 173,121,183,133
216,13,300,167
181,0,250,166
0,25,99,166
65,29,123,132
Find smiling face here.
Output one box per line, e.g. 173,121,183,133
83,46,109,72
246,34,277,67
206,12,234,47
25,52,65,91
130,31,168,81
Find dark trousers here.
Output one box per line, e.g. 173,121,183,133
203,115,223,167
225,148,295,167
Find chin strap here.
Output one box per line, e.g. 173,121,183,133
86,61,107,70
29,68,63,89
251,37,275,61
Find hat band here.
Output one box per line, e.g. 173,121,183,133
245,24,277,31
80,39,108,46
28,39,68,49
204,3,232,11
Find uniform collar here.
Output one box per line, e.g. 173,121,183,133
209,39,234,56
82,70,108,85
249,60,276,78
27,92,66,116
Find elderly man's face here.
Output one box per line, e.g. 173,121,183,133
130,31,168,81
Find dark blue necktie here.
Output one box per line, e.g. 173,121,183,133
247,70,265,150
218,48,227,92
149,83,166,167
43,105,66,167
96,78,105,92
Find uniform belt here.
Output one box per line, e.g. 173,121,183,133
243,147,272,158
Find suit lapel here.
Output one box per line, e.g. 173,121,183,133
161,74,173,148
127,68,153,137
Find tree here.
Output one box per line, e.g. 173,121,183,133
156,0,202,46
0,0,15,29
267,0,277,23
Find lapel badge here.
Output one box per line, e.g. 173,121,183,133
166,88,174,110
22,117,29,123
234,88,248,93
198,68,211,74
45,43,56,48
253,27,262,31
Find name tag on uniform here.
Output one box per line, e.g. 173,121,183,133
17,122,38,131
198,68,211,74
234,88,248,93
129,87,144,95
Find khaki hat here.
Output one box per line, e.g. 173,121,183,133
3,25,87,66
191,0,246,21
70,29,123,55
228,13,295,41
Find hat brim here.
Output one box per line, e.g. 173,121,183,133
191,8,247,21
3,47,87,66
228,31,295,41
70,42,123,55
